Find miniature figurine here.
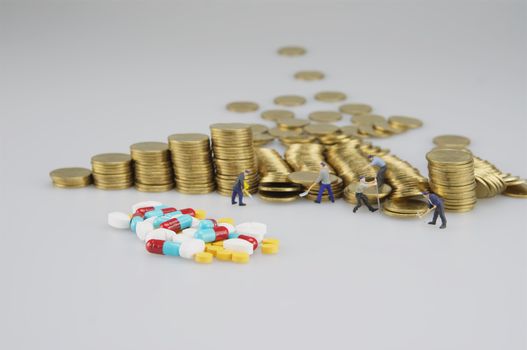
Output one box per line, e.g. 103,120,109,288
422,191,447,229
313,162,334,204
353,176,378,213
232,169,251,206
368,155,387,188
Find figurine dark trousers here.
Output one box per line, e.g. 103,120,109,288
354,193,376,212
429,206,447,228
231,188,245,206
376,165,387,188
316,183,335,203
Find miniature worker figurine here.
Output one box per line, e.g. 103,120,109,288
314,162,335,204
422,191,447,229
353,176,378,213
232,169,251,206
368,155,387,188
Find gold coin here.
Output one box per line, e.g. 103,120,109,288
50,167,92,188
339,103,372,115
433,135,471,148
388,116,423,129
274,95,306,107
314,91,347,102
168,133,209,144
294,70,324,81
277,46,306,56
91,153,131,165
339,125,362,138
502,182,527,198
277,118,310,129
308,111,342,123
304,123,339,136
352,114,385,124
130,142,169,154
247,123,269,134
261,109,294,121
268,127,303,138
426,148,473,165
226,101,259,113
135,183,174,192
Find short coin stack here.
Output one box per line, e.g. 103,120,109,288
91,153,134,190
210,123,259,196
130,142,174,192
426,148,477,212
168,133,216,194
50,167,92,188
382,198,430,218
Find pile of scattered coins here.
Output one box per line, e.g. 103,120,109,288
49,45,527,217
107,201,279,264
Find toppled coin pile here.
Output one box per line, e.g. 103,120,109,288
107,200,279,264
49,45,526,218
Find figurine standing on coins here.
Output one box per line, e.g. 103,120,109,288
368,155,387,188
353,176,378,213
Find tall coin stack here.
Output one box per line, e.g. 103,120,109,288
210,123,259,196
426,148,477,212
130,142,174,192
91,153,133,190
168,133,216,194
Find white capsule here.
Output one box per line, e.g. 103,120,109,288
145,228,177,242
136,217,156,241
191,217,201,228
131,201,163,213
223,238,254,255
172,234,192,244
179,239,205,259
107,212,130,229
218,223,236,233
181,228,197,238
235,222,267,243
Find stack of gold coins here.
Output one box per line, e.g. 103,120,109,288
210,123,259,196
130,142,174,192
91,153,133,190
288,171,344,202
343,180,392,205
285,143,334,173
50,167,92,188
325,140,375,185
304,123,350,145
168,133,215,194
382,198,430,218
426,148,477,212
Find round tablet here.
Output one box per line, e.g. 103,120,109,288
107,212,130,229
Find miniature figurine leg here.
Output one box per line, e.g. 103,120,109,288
353,193,362,212
438,207,447,229
314,185,324,203
376,166,387,188
429,208,439,225
361,194,377,212
231,190,238,205
326,184,335,203
238,189,246,206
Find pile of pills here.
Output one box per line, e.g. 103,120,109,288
107,200,279,264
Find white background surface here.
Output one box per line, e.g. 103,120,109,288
1,1,526,349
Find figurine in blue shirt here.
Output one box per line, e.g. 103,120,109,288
368,155,387,188
422,191,447,229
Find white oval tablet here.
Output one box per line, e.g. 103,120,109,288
179,239,205,259
131,201,163,213
223,238,254,255
235,222,267,243
107,212,130,229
